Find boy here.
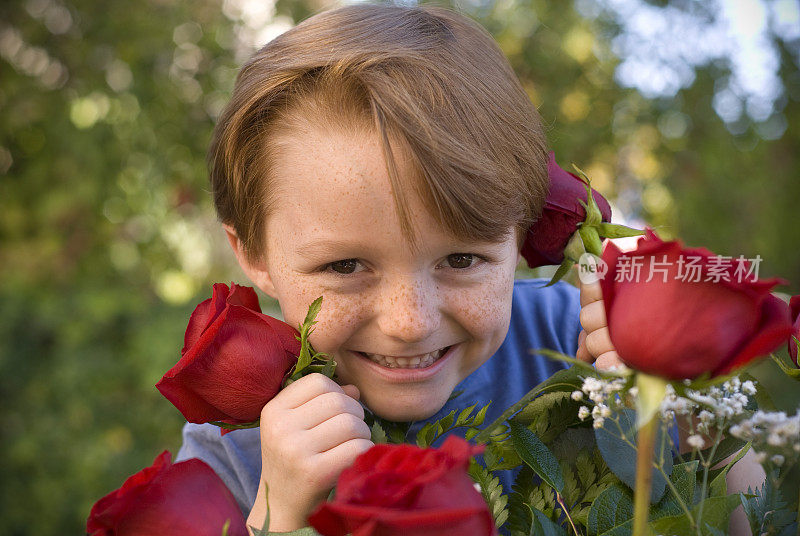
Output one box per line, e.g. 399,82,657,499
176,4,753,534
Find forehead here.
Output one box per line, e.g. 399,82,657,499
266,127,439,253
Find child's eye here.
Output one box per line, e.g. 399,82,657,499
325,259,362,275
444,253,478,269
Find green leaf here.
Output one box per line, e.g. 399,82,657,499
473,403,490,426
587,484,634,535
708,443,751,498
529,506,568,536
564,230,587,264
597,520,633,536
514,392,571,424
697,433,746,470
265,528,322,535
416,422,435,447
579,225,603,257
292,296,325,378
652,460,699,519
596,222,645,239
595,408,672,503
439,409,456,431
468,460,509,529
648,512,694,535
509,421,565,493
544,258,575,287
448,389,465,402
772,353,800,380
370,421,388,444
696,495,744,532
457,403,478,425
741,472,798,535
653,494,742,534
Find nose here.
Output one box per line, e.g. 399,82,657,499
376,276,441,344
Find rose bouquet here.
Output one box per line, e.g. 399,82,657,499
88,155,799,536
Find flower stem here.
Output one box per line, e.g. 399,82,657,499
695,424,724,535
556,493,579,536
633,414,657,536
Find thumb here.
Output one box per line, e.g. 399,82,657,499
341,384,360,400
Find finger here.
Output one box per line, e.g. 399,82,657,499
576,330,593,363
579,300,608,333
314,438,375,488
294,391,365,429
595,351,623,371
579,278,603,307
272,373,344,409
585,327,614,360
341,384,360,401
307,412,372,453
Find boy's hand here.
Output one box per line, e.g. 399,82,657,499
576,277,624,371
247,373,373,533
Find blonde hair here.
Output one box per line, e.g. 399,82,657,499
209,2,549,264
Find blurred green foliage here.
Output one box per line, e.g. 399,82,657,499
0,0,797,533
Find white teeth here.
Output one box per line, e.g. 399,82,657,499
361,347,449,369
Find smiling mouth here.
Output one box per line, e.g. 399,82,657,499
356,346,452,369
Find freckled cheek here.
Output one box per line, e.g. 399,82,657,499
305,295,372,354
447,269,515,339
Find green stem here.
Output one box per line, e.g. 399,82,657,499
556,493,579,536
633,415,657,536
471,382,576,444
695,423,725,535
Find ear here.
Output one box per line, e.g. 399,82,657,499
222,223,278,299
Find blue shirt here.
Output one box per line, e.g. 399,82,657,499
176,278,582,516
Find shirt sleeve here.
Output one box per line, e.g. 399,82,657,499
175,423,262,515
508,278,583,360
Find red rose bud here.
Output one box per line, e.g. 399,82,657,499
308,436,496,536
600,228,793,380
521,151,612,268
156,283,301,428
87,451,247,536
790,295,800,366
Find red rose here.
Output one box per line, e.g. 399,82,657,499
790,295,800,366
521,151,612,268
156,282,301,427
87,451,247,536
600,228,793,380
308,436,496,536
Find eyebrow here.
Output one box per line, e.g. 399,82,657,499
294,239,369,259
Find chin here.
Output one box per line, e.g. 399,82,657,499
362,387,451,422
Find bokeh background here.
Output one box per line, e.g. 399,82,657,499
1,0,798,533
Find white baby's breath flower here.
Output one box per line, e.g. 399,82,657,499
742,380,757,396
771,454,785,467
755,451,768,464
571,390,583,401
578,406,590,421
687,434,705,450
698,410,715,423
730,409,800,462
593,417,605,429
767,432,784,447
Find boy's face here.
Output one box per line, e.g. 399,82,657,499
239,127,519,421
